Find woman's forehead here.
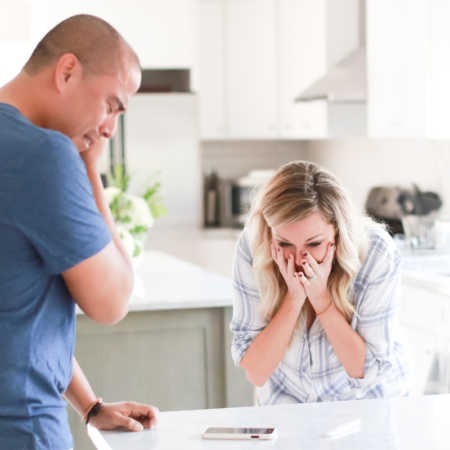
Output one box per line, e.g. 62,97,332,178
272,212,334,241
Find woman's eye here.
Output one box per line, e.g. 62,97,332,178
308,242,322,247
278,241,291,248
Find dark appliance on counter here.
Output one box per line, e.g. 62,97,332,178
365,184,442,235
204,170,276,228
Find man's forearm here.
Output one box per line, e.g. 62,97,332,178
64,357,97,417
85,167,132,269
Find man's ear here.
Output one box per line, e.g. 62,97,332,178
54,53,82,94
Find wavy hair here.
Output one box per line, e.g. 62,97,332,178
247,160,374,328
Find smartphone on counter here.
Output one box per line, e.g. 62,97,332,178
202,427,277,440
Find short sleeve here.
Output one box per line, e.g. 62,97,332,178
230,229,268,366
12,132,111,275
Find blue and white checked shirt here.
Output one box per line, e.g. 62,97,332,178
230,226,411,404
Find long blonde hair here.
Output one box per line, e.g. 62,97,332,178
247,160,371,326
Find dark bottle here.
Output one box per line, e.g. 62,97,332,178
204,170,220,227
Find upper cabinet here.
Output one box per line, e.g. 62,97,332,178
198,0,328,140
199,0,450,139
21,0,198,70
367,0,450,139
225,0,278,139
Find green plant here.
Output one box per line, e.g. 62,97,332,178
105,164,166,258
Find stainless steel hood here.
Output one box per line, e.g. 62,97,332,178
295,47,366,103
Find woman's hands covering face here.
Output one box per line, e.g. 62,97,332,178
271,240,335,313
298,242,335,313
271,241,307,306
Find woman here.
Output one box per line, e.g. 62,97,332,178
230,161,410,404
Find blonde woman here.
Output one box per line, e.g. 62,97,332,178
231,161,410,404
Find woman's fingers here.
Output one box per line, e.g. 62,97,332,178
304,251,320,273
324,242,336,267
301,261,315,279
286,254,295,277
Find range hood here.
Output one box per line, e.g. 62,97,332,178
295,47,366,103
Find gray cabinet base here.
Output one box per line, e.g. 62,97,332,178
68,306,253,449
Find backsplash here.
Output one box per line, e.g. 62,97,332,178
302,139,450,218
201,138,450,220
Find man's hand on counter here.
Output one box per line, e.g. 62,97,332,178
90,401,159,432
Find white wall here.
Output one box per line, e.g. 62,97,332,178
303,138,450,217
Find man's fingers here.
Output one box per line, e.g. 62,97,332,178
128,403,159,429
115,412,143,432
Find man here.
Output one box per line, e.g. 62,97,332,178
0,14,158,449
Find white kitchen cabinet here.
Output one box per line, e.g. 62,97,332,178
278,0,327,138
33,0,198,70
400,279,450,395
367,0,450,138
197,0,328,140
225,0,278,139
197,0,226,139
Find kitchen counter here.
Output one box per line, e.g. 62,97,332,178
89,394,450,449
76,249,234,314
70,247,253,450
127,250,233,311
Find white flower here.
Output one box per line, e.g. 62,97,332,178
126,194,154,229
104,186,121,204
116,224,137,258
106,187,154,258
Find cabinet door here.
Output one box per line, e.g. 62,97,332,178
426,0,450,138
69,0,197,69
198,0,227,139
401,324,436,395
278,0,327,138
225,0,278,138
367,0,428,138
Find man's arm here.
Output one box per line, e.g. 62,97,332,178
62,138,133,325
64,357,158,431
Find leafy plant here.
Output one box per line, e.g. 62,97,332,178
105,164,166,258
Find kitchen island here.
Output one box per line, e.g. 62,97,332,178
69,250,253,450
89,394,450,449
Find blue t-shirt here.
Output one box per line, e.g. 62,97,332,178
0,103,112,449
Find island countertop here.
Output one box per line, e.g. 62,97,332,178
77,249,233,314
89,394,450,450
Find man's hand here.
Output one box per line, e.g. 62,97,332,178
72,136,107,172
89,401,159,432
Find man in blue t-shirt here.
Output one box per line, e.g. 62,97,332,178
0,14,158,449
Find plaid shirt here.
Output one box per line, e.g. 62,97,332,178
230,227,411,404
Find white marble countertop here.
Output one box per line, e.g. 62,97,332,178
89,394,450,449
76,249,233,315
129,250,233,311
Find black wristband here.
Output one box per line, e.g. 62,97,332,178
85,400,103,425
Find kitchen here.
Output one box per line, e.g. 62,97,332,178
2,0,450,449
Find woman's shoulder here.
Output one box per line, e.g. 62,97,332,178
235,227,253,266
357,223,401,284
366,223,397,255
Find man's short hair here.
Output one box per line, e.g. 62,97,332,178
24,14,140,76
